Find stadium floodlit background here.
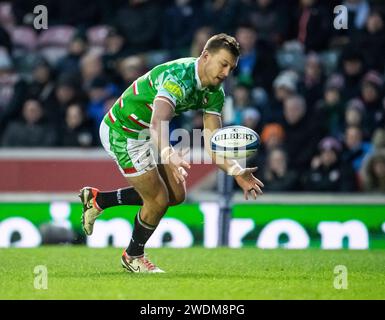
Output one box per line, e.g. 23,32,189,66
0,0,385,300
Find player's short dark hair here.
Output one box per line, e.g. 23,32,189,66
204,33,240,57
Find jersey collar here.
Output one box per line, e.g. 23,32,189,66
195,58,204,90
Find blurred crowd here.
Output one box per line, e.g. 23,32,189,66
0,0,385,193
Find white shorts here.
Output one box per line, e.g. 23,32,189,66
99,121,157,177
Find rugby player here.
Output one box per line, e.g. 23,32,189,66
79,34,264,273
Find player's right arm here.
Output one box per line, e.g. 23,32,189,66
150,97,190,184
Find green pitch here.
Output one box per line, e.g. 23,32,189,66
1,247,384,300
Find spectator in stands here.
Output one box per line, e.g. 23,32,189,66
352,10,385,73
242,108,262,135
303,136,357,192
239,0,289,46
0,48,27,137
49,73,86,127
261,123,286,151
234,24,278,92
116,55,147,91
360,150,385,193
162,0,203,57
86,76,119,130
338,49,366,100
102,27,129,83
360,70,384,136
266,71,298,124
203,0,240,35
190,26,214,58
283,95,323,172
295,0,332,52
315,74,345,137
263,147,299,191
300,52,325,111
115,0,163,54
344,0,370,32
1,99,57,147
371,128,385,152
232,84,254,125
59,103,96,147
79,52,105,91
27,58,56,110
56,32,89,76
254,123,286,173
343,98,366,138
341,125,372,173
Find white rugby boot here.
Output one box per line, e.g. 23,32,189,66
79,187,103,236
121,251,165,273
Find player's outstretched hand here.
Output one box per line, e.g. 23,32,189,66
234,167,264,200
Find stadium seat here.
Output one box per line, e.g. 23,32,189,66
37,25,75,66
87,25,110,56
37,25,75,47
11,26,37,52
0,2,14,30
87,25,110,47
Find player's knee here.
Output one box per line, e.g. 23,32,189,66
149,188,170,212
168,188,186,206
170,194,185,206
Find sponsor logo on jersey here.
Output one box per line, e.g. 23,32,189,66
163,81,183,100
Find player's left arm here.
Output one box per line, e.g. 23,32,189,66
202,112,264,199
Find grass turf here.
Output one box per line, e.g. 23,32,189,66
0,247,384,300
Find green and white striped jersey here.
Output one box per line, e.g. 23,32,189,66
104,57,225,139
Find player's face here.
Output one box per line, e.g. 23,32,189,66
202,49,238,87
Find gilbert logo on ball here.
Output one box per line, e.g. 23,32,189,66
211,125,260,159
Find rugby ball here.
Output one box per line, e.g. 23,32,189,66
210,125,260,159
